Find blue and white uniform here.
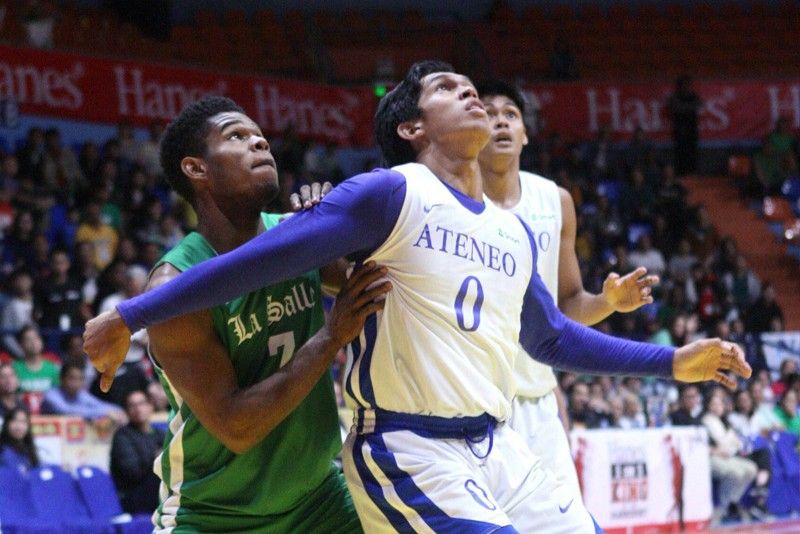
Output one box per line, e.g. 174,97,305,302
118,165,674,533
492,171,583,504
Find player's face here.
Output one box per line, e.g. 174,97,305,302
415,72,490,150
203,112,278,208
478,95,527,162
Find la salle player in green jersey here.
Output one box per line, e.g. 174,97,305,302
138,97,388,532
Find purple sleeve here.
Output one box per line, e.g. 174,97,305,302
516,218,675,377
118,169,406,331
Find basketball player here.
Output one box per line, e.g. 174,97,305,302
477,80,658,503
131,97,388,532
84,62,750,533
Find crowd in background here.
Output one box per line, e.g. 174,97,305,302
0,112,797,520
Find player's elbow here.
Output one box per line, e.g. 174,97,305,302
215,413,278,455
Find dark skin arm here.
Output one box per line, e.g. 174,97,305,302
146,261,390,454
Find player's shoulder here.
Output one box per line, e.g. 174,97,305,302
519,170,557,190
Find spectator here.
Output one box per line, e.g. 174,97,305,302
621,168,656,224
746,283,784,334
617,392,647,429
41,360,126,422
136,122,164,178
21,0,55,49
40,128,86,204
1,210,37,274
110,390,164,514
628,234,666,278
76,201,119,271
588,125,613,180
115,121,139,165
668,238,698,280
0,363,25,420
772,359,798,398
12,325,59,414
753,138,785,197
1,270,35,359
722,255,761,311
568,382,612,429
701,390,758,523
773,389,800,435
0,154,21,194
15,127,45,179
767,116,797,174
0,182,15,241
728,389,772,517
671,384,703,426
34,248,88,333
549,35,578,80
667,76,702,176
0,407,39,472
78,142,102,183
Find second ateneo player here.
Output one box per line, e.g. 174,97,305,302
477,80,659,505
84,61,751,533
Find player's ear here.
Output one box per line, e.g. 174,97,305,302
522,131,529,147
181,156,207,183
397,120,424,142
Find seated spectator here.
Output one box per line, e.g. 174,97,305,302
34,248,89,334
621,168,657,224
568,382,612,429
767,116,798,173
746,283,784,334
110,390,164,514
76,201,119,271
753,138,785,197
12,325,59,414
617,392,647,429
722,255,760,311
628,234,666,278
0,407,39,473
773,389,800,435
772,358,798,398
0,363,25,421
41,360,126,422
668,238,698,280
671,384,703,426
1,269,35,359
728,389,772,517
701,390,758,523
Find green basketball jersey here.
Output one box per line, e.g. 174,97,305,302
151,213,358,533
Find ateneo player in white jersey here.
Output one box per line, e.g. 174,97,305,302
83,61,751,533
477,80,659,507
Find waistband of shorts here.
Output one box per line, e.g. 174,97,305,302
355,408,497,439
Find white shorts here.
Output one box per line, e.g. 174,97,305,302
509,391,583,502
342,413,599,533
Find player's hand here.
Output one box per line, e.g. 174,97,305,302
602,266,659,313
673,338,751,390
82,310,132,392
289,181,333,211
325,261,391,346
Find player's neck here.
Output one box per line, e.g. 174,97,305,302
418,150,483,201
195,196,264,254
482,157,522,209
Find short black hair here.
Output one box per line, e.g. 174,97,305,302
60,358,85,380
375,60,455,167
475,79,527,116
16,324,39,343
160,96,245,204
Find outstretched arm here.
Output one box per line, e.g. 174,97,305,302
518,219,750,387
556,188,658,325
147,262,391,454
84,170,406,391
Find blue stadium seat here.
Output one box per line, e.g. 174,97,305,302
0,465,61,533
29,465,115,534
74,465,153,534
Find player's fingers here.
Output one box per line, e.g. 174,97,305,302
100,369,117,393
629,266,648,281
310,182,322,204
638,275,660,288
713,371,737,390
299,184,312,207
289,193,302,212
357,300,387,319
345,263,388,294
352,282,392,309
321,181,333,197
727,343,752,379
640,286,652,300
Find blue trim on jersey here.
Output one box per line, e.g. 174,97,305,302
347,338,360,416
592,514,604,533
493,527,520,533
356,409,496,440
440,178,486,214
367,433,510,533
357,313,379,407
351,435,414,531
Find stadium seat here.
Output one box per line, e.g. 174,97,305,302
0,466,61,533
74,465,153,534
29,464,115,533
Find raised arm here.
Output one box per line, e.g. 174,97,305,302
517,219,751,387
146,262,390,454
84,169,406,391
556,187,658,325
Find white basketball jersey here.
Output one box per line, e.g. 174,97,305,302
495,171,562,399
344,163,535,421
